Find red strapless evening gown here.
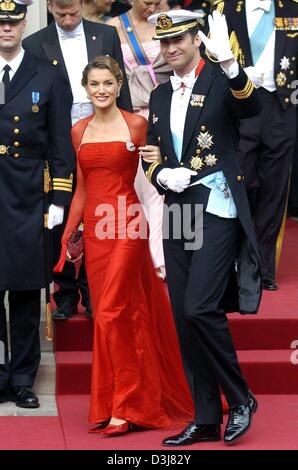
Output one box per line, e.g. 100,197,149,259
55,111,193,428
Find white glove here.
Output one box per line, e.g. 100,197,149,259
198,10,234,63
244,66,264,89
48,204,64,230
158,168,197,193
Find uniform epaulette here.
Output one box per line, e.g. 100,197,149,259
212,0,225,14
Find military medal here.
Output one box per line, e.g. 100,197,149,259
196,131,213,150
205,154,218,167
276,72,287,87
190,94,205,107
32,91,40,113
280,56,290,70
190,156,204,171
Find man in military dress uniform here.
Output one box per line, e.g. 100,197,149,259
0,0,75,408
24,0,132,321
142,9,262,445
213,0,298,290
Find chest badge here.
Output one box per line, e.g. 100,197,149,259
280,56,290,71
190,94,205,107
190,156,204,171
205,154,218,167
32,91,40,113
196,131,213,150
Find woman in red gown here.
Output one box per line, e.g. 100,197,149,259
55,56,193,436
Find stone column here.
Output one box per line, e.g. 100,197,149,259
24,1,48,38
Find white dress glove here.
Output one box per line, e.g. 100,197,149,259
244,66,264,89
158,168,197,193
198,10,234,63
48,204,65,230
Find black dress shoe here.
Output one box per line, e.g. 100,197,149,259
224,392,258,445
162,422,221,447
0,389,8,404
262,276,278,291
10,387,40,409
84,301,93,319
52,302,77,320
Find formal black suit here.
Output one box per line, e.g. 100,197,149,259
143,62,262,423
217,0,298,280
23,18,132,112
23,18,133,311
0,51,75,390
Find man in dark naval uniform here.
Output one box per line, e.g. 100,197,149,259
23,0,132,321
142,9,262,445
213,0,298,290
0,0,75,408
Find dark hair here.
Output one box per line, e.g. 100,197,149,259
167,0,184,7
188,24,200,39
81,56,123,87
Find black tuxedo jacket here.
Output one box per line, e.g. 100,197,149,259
217,0,298,110
142,62,262,314
23,18,132,112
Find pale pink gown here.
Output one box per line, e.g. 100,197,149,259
122,41,165,275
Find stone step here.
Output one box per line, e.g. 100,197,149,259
33,352,56,396
0,395,58,416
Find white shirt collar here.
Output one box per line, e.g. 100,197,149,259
0,47,25,75
250,0,272,12
56,20,85,40
174,65,197,82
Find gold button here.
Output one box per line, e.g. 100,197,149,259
200,126,206,131
287,84,291,89
164,156,167,161
292,57,296,61
196,149,201,155
285,98,289,103
14,129,20,135
180,162,184,166
13,153,20,159
13,116,20,122
14,141,20,147
158,136,161,143
237,175,242,181
202,2,207,6
290,70,294,75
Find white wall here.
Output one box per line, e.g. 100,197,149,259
24,0,48,38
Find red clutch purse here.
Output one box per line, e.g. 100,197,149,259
67,229,84,260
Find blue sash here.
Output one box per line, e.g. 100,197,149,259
249,2,275,65
119,13,150,66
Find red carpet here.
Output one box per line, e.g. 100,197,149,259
56,395,298,450
0,417,65,450
0,220,297,449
